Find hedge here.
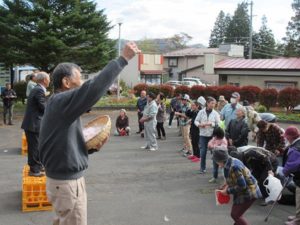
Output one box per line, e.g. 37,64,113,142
278,87,300,112
240,85,262,104
174,85,191,96
260,88,278,110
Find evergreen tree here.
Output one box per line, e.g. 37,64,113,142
225,2,250,57
283,0,300,56
252,16,277,59
209,11,231,48
0,0,116,72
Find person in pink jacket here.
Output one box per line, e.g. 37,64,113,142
208,126,228,183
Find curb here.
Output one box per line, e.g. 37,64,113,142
277,120,300,125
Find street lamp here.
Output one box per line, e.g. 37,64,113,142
117,21,122,100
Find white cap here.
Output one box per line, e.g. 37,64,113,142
197,96,206,106
182,94,190,101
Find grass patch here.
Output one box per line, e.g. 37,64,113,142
95,96,137,107
273,112,300,122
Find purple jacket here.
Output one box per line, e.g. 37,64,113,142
283,138,300,187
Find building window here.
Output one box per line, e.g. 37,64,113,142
229,82,240,87
143,54,150,65
154,55,161,65
265,81,296,90
168,58,178,67
141,74,162,84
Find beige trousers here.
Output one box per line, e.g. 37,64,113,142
182,125,192,152
46,176,87,225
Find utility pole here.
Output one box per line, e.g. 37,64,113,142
249,1,253,59
117,22,122,100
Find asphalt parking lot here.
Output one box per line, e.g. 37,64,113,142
0,110,295,225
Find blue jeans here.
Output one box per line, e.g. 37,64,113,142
213,160,219,179
199,136,212,171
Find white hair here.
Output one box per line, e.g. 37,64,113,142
35,72,49,82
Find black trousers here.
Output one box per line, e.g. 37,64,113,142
168,111,179,127
156,122,166,137
25,130,42,173
168,111,175,126
190,129,200,158
137,112,144,132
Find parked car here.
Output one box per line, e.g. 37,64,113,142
181,81,196,88
165,80,182,89
183,77,205,86
107,83,122,95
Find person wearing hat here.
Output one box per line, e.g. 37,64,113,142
229,146,278,203
225,107,249,148
175,94,192,156
197,96,206,109
280,126,300,225
140,92,158,151
214,148,262,225
114,109,130,136
220,92,243,129
216,95,228,112
194,97,220,173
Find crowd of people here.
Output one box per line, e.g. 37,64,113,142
0,41,299,225
133,90,300,225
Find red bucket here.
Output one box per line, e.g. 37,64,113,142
215,190,230,205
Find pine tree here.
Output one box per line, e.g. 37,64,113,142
209,11,231,48
225,2,250,56
0,0,116,72
283,0,300,56
252,16,277,59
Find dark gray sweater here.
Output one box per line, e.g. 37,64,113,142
39,57,127,180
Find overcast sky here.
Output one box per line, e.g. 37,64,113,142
96,0,294,46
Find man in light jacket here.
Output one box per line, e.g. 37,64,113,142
140,92,158,151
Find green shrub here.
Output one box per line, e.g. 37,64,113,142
13,81,27,104
257,105,267,113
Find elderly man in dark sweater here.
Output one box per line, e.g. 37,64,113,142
39,42,139,225
226,107,249,148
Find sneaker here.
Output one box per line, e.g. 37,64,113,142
161,136,166,140
149,147,157,151
141,133,144,138
136,131,141,134
168,126,172,128
209,178,217,183
199,169,206,174
191,157,200,163
156,137,161,140
140,146,149,149
188,155,196,160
